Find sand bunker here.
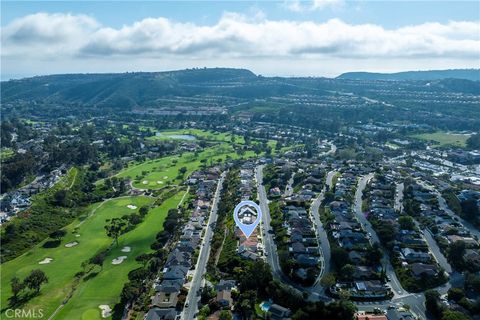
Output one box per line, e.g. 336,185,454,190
99,305,112,318
39,257,53,264
75,234,80,237
127,205,137,209
112,256,127,265
163,176,168,179
157,181,164,184
121,246,131,253
142,180,148,185
65,241,78,248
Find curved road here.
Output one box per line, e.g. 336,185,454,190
310,170,336,289
354,174,407,298
255,165,332,301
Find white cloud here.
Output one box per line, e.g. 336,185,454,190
312,0,345,10
1,13,99,57
1,12,479,77
284,0,344,12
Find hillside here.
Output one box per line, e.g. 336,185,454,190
337,69,480,81
1,68,478,112
0,68,259,108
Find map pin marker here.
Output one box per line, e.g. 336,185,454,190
233,200,262,238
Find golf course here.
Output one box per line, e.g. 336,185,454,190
0,192,185,320
411,131,470,147
1,128,282,319
117,143,256,190
146,129,244,143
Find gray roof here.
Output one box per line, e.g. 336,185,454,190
155,279,184,293
145,308,177,320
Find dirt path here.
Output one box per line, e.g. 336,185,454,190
66,169,78,190
214,228,228,266
177,187,190,208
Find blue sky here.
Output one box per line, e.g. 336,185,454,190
1,1,479,79
2,1,479,28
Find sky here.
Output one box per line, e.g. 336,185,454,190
1,0,479,79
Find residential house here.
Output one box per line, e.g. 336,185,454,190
216,280,236,307
269,304,292,320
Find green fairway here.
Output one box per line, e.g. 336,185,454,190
146,129,244,143
55,191,185,320
0,196,154,319
117,143,254,189
411,131,470,147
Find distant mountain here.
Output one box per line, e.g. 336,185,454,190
2,68,339,109
337,69,480,81
2,67,478,110
1,68,262,108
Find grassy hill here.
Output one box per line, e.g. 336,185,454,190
0,68,258,108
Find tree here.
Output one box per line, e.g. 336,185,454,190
105,218,127,246
365,243,383,266
448,288,465,302
199,305,211,318
135,253,150,267
448,241,466,270
200,286,215,304
331,247,350,270
441,310,470,320
326,300,357,319
10,276,24,301
340,264,355,281
219,310,232,320
461,199,479,222
120,282,140,303
375,222,396,247
324,191,335,203
465,272,480,293
118,179,126,193
234,290,256,320
89,251,106,270
292,309,309,320
23,269,48,293
398,215,415,230
49,229,67,241
139,206,149,216
53,189,69,206
425,289,443,319
466,133,480,150
320,273,336,288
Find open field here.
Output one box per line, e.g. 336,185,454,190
411,131,470,147
117,143,255,189
0,196,154,319
55,191,185,320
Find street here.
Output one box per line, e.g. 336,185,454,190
255,166,308,297
255,166,285,278
353,174,408,298
182,172,226,320
309,170,336,290
416,180,480,239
